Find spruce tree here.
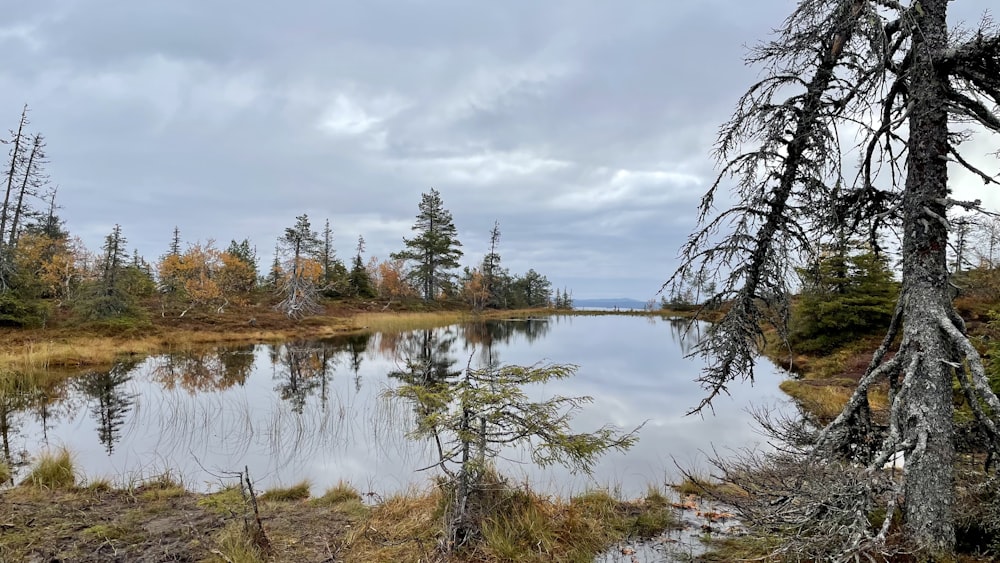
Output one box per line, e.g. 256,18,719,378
790,242,898,353
348,235,375,298
392,188,463,301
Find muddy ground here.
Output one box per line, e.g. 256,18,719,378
0,483,358,562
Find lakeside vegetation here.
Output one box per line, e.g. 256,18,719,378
0,450,680,562
686,241,1000,561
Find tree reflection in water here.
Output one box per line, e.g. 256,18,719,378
11,316,789,496
667,317,704,357
152,345,255,393
75,359,140,454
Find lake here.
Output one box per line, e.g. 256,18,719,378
5,314,789,497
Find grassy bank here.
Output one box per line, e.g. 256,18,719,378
0,305,683,375
0,450,680,563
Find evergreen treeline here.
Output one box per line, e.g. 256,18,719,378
0,111,572,327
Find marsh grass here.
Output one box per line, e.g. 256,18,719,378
671,474,715,497
82,523,130,541
670,475,747,500
780,379,889,424
199,486,246,515
21,448,75,489
343,487,442,562
0,460,11,485
84,477,113,492
343,482,679,563
351,311,473,333
0,307,611,372
260,480,311,502
313,481,362,505
212,521,267,563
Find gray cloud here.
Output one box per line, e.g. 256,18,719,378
2,1,994,299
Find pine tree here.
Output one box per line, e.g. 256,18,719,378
389,360,637,549
392,188,463,301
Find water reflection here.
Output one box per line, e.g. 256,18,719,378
8,316,788,496
1,369,79,478
666,317,703,356
152,345,255,393
270,342,335,414
75,360,139,454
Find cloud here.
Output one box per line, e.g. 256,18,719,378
439,61,576,123
4,0,993,300
554,168,703,212
391,149,572,187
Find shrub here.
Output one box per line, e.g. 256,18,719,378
789,245,898,354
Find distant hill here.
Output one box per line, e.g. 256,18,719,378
572,298,649,310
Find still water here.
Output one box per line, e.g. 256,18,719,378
7,315,788,497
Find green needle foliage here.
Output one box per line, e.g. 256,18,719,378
391,188,463,301
790,242,898,354
387,360,639,554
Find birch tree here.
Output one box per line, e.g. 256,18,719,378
665,0,1000,557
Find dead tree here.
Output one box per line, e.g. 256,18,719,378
0,105,30,291
666,0,1000,558
6,133,47,248
274,215,322,319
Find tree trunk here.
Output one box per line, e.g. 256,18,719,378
8,135,42,248
0,106,28,246
899,0,955,554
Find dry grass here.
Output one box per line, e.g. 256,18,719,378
209,521,268,563
343,487,443,562
780,379,889,424
0,460,11,485
350,311,474,334
342,482,679,563
20,448,75,489
260,480,312,502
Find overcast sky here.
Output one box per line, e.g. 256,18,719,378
2,1,996,299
